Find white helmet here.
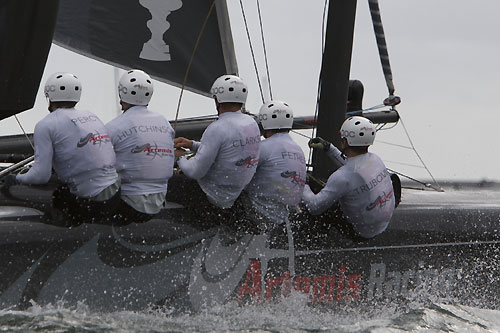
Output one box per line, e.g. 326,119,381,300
44,72,82,102
259,100,293,130
340,116,376,146
118,69,154,105
210,75,247,104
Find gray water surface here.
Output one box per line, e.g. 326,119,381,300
1,296,499,332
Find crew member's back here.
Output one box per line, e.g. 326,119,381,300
245,100,306,229
303,116,395,239
106,69,175,224
174,75,260,210
13,72,119,225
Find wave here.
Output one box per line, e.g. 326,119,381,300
0,297,499,332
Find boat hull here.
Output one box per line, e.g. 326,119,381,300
0,180,499,312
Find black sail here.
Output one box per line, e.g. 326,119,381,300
53,0,237,96
0,0,60,121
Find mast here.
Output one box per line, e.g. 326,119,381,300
215,0,238,75
312,0,357,181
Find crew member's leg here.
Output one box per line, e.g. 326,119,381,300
225,193,263,235
321,203,369,242
112,199,156,227
51,182,120,227
51,185,83,227
165,173,222,228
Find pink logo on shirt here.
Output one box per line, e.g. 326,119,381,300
77,132,110,147
131,143,173,158
235,156,258,168
366,190,393,211
280,170,306,185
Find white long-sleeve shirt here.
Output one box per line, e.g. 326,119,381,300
106,106,174,214
178,110,260,208
245,132,306,224
303,144,395,238
16,108,117,198
106,106,174,195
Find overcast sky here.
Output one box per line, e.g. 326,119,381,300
1,0,498,182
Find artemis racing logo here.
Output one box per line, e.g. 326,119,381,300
235,156,258,168
131,143,173,158
366,190,393,211
280,171,306,185
77,132,110,148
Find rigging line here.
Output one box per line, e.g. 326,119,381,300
174,114,218,121
376,120,399,131
293,124,317,130
377,140,413,150
346,104,385,115
290,129,313,140
386,168,440,191
14,115,34,151
307,0,329,169
256,0,272,100
239,0,265,103
401,186,433,191
172,0,217,134
368,0,395,96
399,116,441,189
321,0,329,51
384,160,426,169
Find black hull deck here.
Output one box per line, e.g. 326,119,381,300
0,178,499,312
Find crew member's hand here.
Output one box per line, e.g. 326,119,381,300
174,137,193,149
308,137,331,152
1,174,18,186
174,148,186,159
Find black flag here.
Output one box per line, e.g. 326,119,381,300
53,0,237,96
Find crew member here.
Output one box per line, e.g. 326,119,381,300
303,116,395,240
5,72,120,225
244,100,306,231
106,69,174,225
174,75,260,221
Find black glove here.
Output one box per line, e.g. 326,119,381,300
1,174,18,186
308,137,331,152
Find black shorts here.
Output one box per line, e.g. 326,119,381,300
292,202,370,243
321,203,370,242
166,173,260,233
51,184,121,226
111,199,157,226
